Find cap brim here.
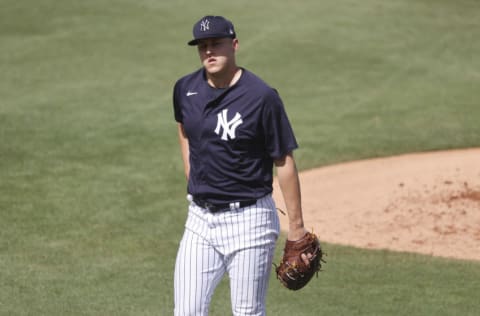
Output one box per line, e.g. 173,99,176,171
187,34,236,46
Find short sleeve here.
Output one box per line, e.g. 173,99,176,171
262,89,298,159
173,80,183,123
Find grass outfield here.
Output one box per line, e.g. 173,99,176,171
1,0,480,315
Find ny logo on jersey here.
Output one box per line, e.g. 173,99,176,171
214,109,243,141
200,19,210,32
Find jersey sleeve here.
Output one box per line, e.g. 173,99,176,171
262,89,298,159
173,80,183,123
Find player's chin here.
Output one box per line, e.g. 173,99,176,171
204,65,223,75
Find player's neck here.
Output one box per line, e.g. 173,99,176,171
207,66,242,89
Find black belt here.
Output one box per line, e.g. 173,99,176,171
192,197,257,212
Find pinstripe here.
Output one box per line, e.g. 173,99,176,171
174,202,226,316
174,195,279,315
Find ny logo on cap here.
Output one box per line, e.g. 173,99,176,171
200,19,210,32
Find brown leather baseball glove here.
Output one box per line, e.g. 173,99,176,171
275,232,324,290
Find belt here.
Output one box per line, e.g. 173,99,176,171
192,197,257,212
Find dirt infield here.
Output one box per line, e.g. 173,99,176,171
273,148,480,261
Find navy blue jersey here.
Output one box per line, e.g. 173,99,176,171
173,68,298,204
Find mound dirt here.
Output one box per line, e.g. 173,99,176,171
273,148,480,261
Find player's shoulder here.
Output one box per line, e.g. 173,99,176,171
240,69,270,88
239,69,279,96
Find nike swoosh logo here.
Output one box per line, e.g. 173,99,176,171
186,91,198,96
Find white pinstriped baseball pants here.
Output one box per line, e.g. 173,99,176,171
174,195,280,316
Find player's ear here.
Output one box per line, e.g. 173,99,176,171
232,38,239,50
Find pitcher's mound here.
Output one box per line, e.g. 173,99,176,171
273,148,480,261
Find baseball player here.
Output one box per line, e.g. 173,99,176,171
173,15,313,315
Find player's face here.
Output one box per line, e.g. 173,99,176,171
197,37,238,75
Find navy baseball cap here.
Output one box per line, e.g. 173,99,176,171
188,15,236,46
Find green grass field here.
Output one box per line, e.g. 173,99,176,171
1,0,480,315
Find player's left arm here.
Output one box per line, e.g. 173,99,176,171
274,152,308,240
275,152,313,265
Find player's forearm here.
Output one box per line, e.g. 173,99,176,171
177,123,190,181
275,153,305,235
